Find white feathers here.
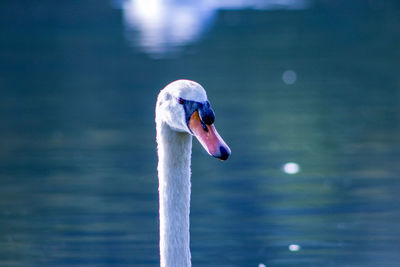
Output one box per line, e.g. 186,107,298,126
162,79,208,102
156,79,208,133
156,80,209,267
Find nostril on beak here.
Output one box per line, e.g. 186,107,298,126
218,146,230,161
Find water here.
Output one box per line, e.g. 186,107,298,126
1,1,400,266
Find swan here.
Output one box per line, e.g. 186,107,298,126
155,80,231,267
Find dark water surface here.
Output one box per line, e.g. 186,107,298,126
1,1,400,266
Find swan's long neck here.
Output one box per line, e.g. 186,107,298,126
156,121,192,267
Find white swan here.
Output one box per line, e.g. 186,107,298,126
156,80,231,267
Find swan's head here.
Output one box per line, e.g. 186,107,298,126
156,79,231,160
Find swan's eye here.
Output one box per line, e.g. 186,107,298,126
200,120,208,132
178,98,185,104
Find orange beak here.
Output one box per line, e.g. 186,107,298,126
188,111,231,161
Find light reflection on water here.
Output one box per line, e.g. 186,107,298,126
1,0,400,266
118,0,310,57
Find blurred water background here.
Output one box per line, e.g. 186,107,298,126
1,0,400,266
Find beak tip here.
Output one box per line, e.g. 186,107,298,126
215,145,230,161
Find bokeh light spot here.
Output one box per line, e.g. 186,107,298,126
289,244,301,251
282,70,297,85
282,162,300,174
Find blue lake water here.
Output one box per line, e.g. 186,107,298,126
1,1,400,266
